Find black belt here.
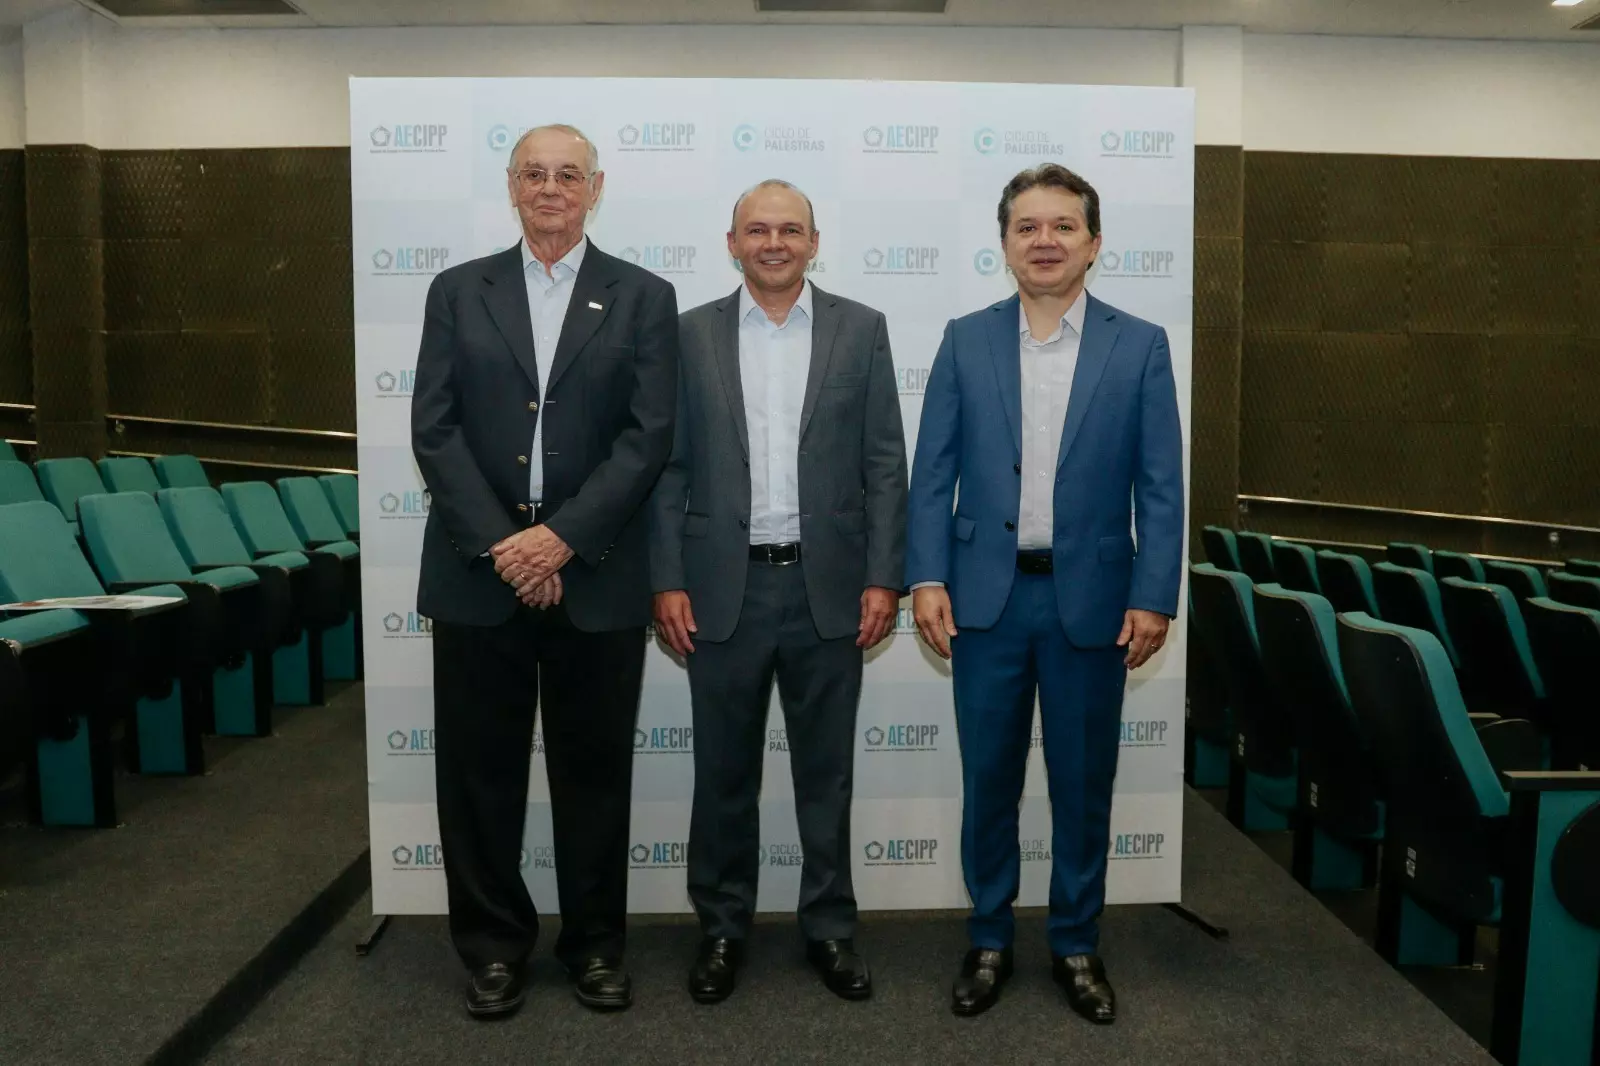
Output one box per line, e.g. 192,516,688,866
750,543,801,566
1016,550,1053,575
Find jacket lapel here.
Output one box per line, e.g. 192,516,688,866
480,245,540,392
545,242,619,397
1056,293,1121,471
987,294,1023,459
798,286,841,443
711,289,749,458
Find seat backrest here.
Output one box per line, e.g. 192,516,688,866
78,492,195,586
1431,550,1485,583
1372,562,1458,665
1336,612,1508,823
1564,558,1600,578
1269,540,1320,594
153,454,210,489
0,500,107,601
1523,597,1600,767
1234,531,1277,585
0,439,15,462
1189,563,1295,774
1548,571,1600,612
33,457,106,522
1437,577,1546,713
0,460,45,506
97,456,162,495
1201,525,1241,571
278,476,348,546
1483,560,1548,605
1316,550,1380,616
1253,584,1363,765
221,481,306,557
157,486,254,568
1386,541,1434,574
318,473,359,536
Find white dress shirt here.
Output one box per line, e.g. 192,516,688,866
522,237,587,503
738,281,813,545
1016,290,1087,550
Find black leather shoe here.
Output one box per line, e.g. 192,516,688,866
570,957,633,1011
465,962,524,1018
951,947,1013,1016
805,938,872,1000
688,936,744,1004
1053,953,1116,1024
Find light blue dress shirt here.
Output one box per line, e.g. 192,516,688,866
522,237,587,503
738,280,813,545
1016,290,1086,550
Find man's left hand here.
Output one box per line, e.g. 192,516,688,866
1118,608,1170,669
491,524,574,592
858,586,899,649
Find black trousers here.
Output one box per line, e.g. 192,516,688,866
432,603,645,971
685,560,862,941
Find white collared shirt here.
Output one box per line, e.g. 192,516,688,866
737,281,814,545
1016,290,1088,550
522,237,587,502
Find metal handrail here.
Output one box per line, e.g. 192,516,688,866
1263,533,1552,569
0,402,34,413
107,449,356,477
109,413,357,441
1238,495,1600,537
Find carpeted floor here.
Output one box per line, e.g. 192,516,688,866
205,789,1495,1066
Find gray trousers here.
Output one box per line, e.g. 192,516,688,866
685,559,862,941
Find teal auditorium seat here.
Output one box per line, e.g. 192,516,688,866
1548,570,1600,612
34,456,106,529
1338,613,1600,1066
1564,558,1600,579
1185,594,1232,789
79,492,273,739
1201,525,1240,571
158,486,325,707
0,608,102,825
1483,560,1548,609
1316,550,1380,616
153,453,209,489
318,473,359,540
1253,584,1382,892
0,458,45,506
1438,577,1551,738
1386,541,1433,573
1188,564,1296,832
1431,550,1485,583
0,438,15,461
1234,531,1276,585
1372,562,1459,666
228,480,361,682
1269,540,1320,594
98,456,162,495
0,501,194,821
1522,597,1600,771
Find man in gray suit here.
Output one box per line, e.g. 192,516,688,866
650,179,907,1004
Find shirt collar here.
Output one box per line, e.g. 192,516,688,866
1018,288,1088,345
740,279,813,329
522,236,587,280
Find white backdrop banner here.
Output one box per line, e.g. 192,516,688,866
352,77,1195,917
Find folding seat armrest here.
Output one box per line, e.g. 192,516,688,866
1501,769,1600,791
1475,718,1548,775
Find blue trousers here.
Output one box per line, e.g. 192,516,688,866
951,570,1127,957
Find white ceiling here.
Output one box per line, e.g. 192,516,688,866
9,0,1597,41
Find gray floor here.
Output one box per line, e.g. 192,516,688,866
0,683,368,1066
205,789,1495,1066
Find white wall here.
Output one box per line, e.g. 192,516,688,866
0,30,25,149
1245,33,1600,159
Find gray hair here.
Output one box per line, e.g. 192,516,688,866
507,123,600,175
729,178,816,233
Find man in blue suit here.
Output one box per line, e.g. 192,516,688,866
906,164,1183,1022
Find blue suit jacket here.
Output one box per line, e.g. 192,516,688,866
905,292,1184,648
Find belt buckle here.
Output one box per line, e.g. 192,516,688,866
771,544,799,567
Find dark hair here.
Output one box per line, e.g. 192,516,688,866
997,164,1101,240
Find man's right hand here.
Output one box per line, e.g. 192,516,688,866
912,585,958,660
653,590,698,656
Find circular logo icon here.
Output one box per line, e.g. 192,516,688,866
370,126,391,147
620,247,642,265
630,843,650,864
618,124,640,146
973,249,1001,276
974,128,999,155
519,849,530,870
387,730,407,750
862,248,885,269
374,370,397,393
391,845,412,865
864,841,885,861
1101,130,1121,152
862,126,884,148
634,728,648,748
379,492,400,513
486,124,512,152
371,249,394,271
383,612,404,633
1100,251,1121,272
864,726,886,746
733,124,758,151
758,845,768,867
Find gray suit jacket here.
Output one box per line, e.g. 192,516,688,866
649,285,908,643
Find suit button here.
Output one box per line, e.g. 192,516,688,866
517,455,528,465
738,518,748,529
1014,464,1021,474
742,457,749,467
517,504,529,513
1004,521,1015,531
528,401,538,411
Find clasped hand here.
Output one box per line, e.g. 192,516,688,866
491,524,574,609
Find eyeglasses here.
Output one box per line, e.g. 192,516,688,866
511,166,591,190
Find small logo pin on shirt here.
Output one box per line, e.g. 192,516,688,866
588,301,603,310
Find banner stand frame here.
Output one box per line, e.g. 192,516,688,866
355,914,392,956
1163,901,1229,940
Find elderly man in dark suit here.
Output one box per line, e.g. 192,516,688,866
411,123,678,1018
650,179,908,1005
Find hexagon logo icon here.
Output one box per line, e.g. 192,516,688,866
864,726,886,746
370,126,391,147
864,841,885,861
387,730,407,750
375,370,397,393
371,249,394,271
391,845,413,865
379,493,401,514
383,612,404,633
1100,251,1122,272
862,248,885,270
618,124,640,146
630,843,650,864
634,728,648,749
862,126,884,148
1101,130,1121,152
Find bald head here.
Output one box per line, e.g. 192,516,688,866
731,179,816,234
508,124,599,175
